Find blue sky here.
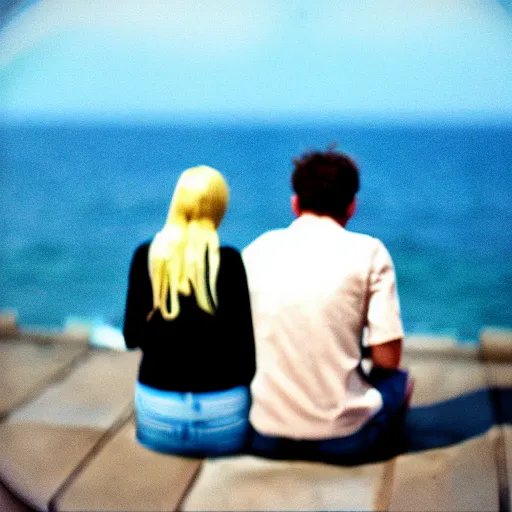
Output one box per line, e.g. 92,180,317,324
1,0,511,123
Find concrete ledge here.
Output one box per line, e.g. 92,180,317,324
0,313,90,346
404,330,512,362
0,311,19,339
20,326,90,346
480,328,512,362
5,323,511,356
403,334,479,359
0,327,90,346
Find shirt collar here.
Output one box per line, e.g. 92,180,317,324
290,213,346,233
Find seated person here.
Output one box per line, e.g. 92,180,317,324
123,165,255,456
242,149,413,465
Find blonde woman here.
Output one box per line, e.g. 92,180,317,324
123,166,255,456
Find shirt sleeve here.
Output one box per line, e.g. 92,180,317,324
122,242,153,350
365,240,404,346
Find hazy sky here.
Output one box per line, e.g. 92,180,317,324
1,0,511,123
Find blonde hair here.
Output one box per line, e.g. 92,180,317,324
147,165,229,320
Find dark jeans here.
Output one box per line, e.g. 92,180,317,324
247,368,409,466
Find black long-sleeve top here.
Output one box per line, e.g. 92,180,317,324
123,241,256,392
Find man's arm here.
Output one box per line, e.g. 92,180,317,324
365,241,404,366
371,338,402,369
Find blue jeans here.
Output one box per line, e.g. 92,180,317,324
135,382,250,456
249,368,409,465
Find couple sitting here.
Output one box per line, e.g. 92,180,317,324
123,148,412,464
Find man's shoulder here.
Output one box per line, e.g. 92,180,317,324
344,231,395,271
243,228,287,256
343,229,383,248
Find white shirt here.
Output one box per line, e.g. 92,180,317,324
242,214,404,439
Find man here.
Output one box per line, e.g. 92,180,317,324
242,148,411,464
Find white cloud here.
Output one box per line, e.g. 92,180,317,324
0,0,278,67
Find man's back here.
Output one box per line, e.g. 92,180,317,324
243,213,403,440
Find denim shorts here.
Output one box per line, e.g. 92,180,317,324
249,368,409,465
135,382,250,457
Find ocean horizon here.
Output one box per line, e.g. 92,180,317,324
1,121,511,342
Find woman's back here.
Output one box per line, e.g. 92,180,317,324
123,242,255,391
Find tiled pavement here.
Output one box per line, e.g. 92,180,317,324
0,313,510,512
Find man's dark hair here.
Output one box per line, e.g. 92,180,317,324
291,147,360,219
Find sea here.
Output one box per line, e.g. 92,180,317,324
1,121,511,342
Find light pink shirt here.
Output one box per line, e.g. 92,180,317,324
242,214,404,439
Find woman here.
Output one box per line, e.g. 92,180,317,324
123,165,255,456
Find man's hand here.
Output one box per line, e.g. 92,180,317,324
371,338,402,369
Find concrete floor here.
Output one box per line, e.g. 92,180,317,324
0,314,510,511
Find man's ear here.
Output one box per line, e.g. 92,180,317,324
346,198,357,219
291,195,301,217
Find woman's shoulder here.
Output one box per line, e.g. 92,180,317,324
130,239,152,265
136,239,152,251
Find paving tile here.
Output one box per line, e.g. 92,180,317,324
8,349,140,428
181,455,392,511
0,349,140,510
0,340,88,417
55,421,203,512
389,427,500,511
401,355,488,406
0,422,103,512
404,357,496,455
0,481,34,512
